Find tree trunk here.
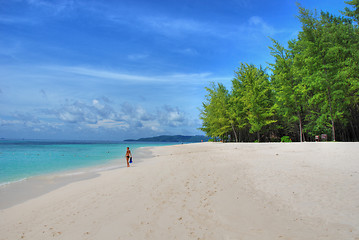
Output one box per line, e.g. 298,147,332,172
231,123,239,142
325,70,336,141
350,120,358,141
327,90,336,141
298,111,303,142
331,119,336,141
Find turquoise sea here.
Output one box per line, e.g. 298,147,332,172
0,140,176,185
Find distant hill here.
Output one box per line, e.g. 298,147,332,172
124,135,210,142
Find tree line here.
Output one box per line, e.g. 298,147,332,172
200,1,359,142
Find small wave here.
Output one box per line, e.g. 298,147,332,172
0,178,28,188
60,171,86,177
89,165,122,173
52,164,121,179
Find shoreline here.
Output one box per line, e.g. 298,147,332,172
0,141,177,187
0,146,155,209
1,142,358,239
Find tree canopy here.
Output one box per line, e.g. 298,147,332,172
200,1,359,142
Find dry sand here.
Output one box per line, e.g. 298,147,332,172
1,142,358,240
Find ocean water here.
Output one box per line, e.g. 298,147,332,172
0,140,176,185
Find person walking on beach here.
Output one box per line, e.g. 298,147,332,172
125,147,132,167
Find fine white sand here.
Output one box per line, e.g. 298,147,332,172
1,142,358,239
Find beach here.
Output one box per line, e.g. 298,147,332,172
1,142,358,239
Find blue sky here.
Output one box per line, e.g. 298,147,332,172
0,0,348,140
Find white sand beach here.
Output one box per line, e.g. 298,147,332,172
1,142,359,240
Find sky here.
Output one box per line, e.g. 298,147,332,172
0,0,349,140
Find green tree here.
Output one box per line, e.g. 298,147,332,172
342,0,359,140
233,63,276,142
199,82,232,140
292,5,358,141
199,0,359,142
229,69,249,142
269,38,307,142
342,0,359,24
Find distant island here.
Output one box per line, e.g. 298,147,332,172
124,135,210,142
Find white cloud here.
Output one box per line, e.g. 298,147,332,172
25,0,76,14
54,99,122,124
0,115,64,133
54,66,156,82
92,99,104,110
52,100,194,133
140,16,209,37
0,97,201,139
248,16,277,36
1,119,23,126
156,105,187,127
0,15,37,25
86,119,129,129
127,54,149,61
46,65,220,83
234,0,250,7
174,48,199,56
104,8,219,39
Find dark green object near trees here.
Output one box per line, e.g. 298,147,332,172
199,1,359,142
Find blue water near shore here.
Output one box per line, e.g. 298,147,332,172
0,140,177,185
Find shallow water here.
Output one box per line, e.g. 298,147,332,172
0,140,176,185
